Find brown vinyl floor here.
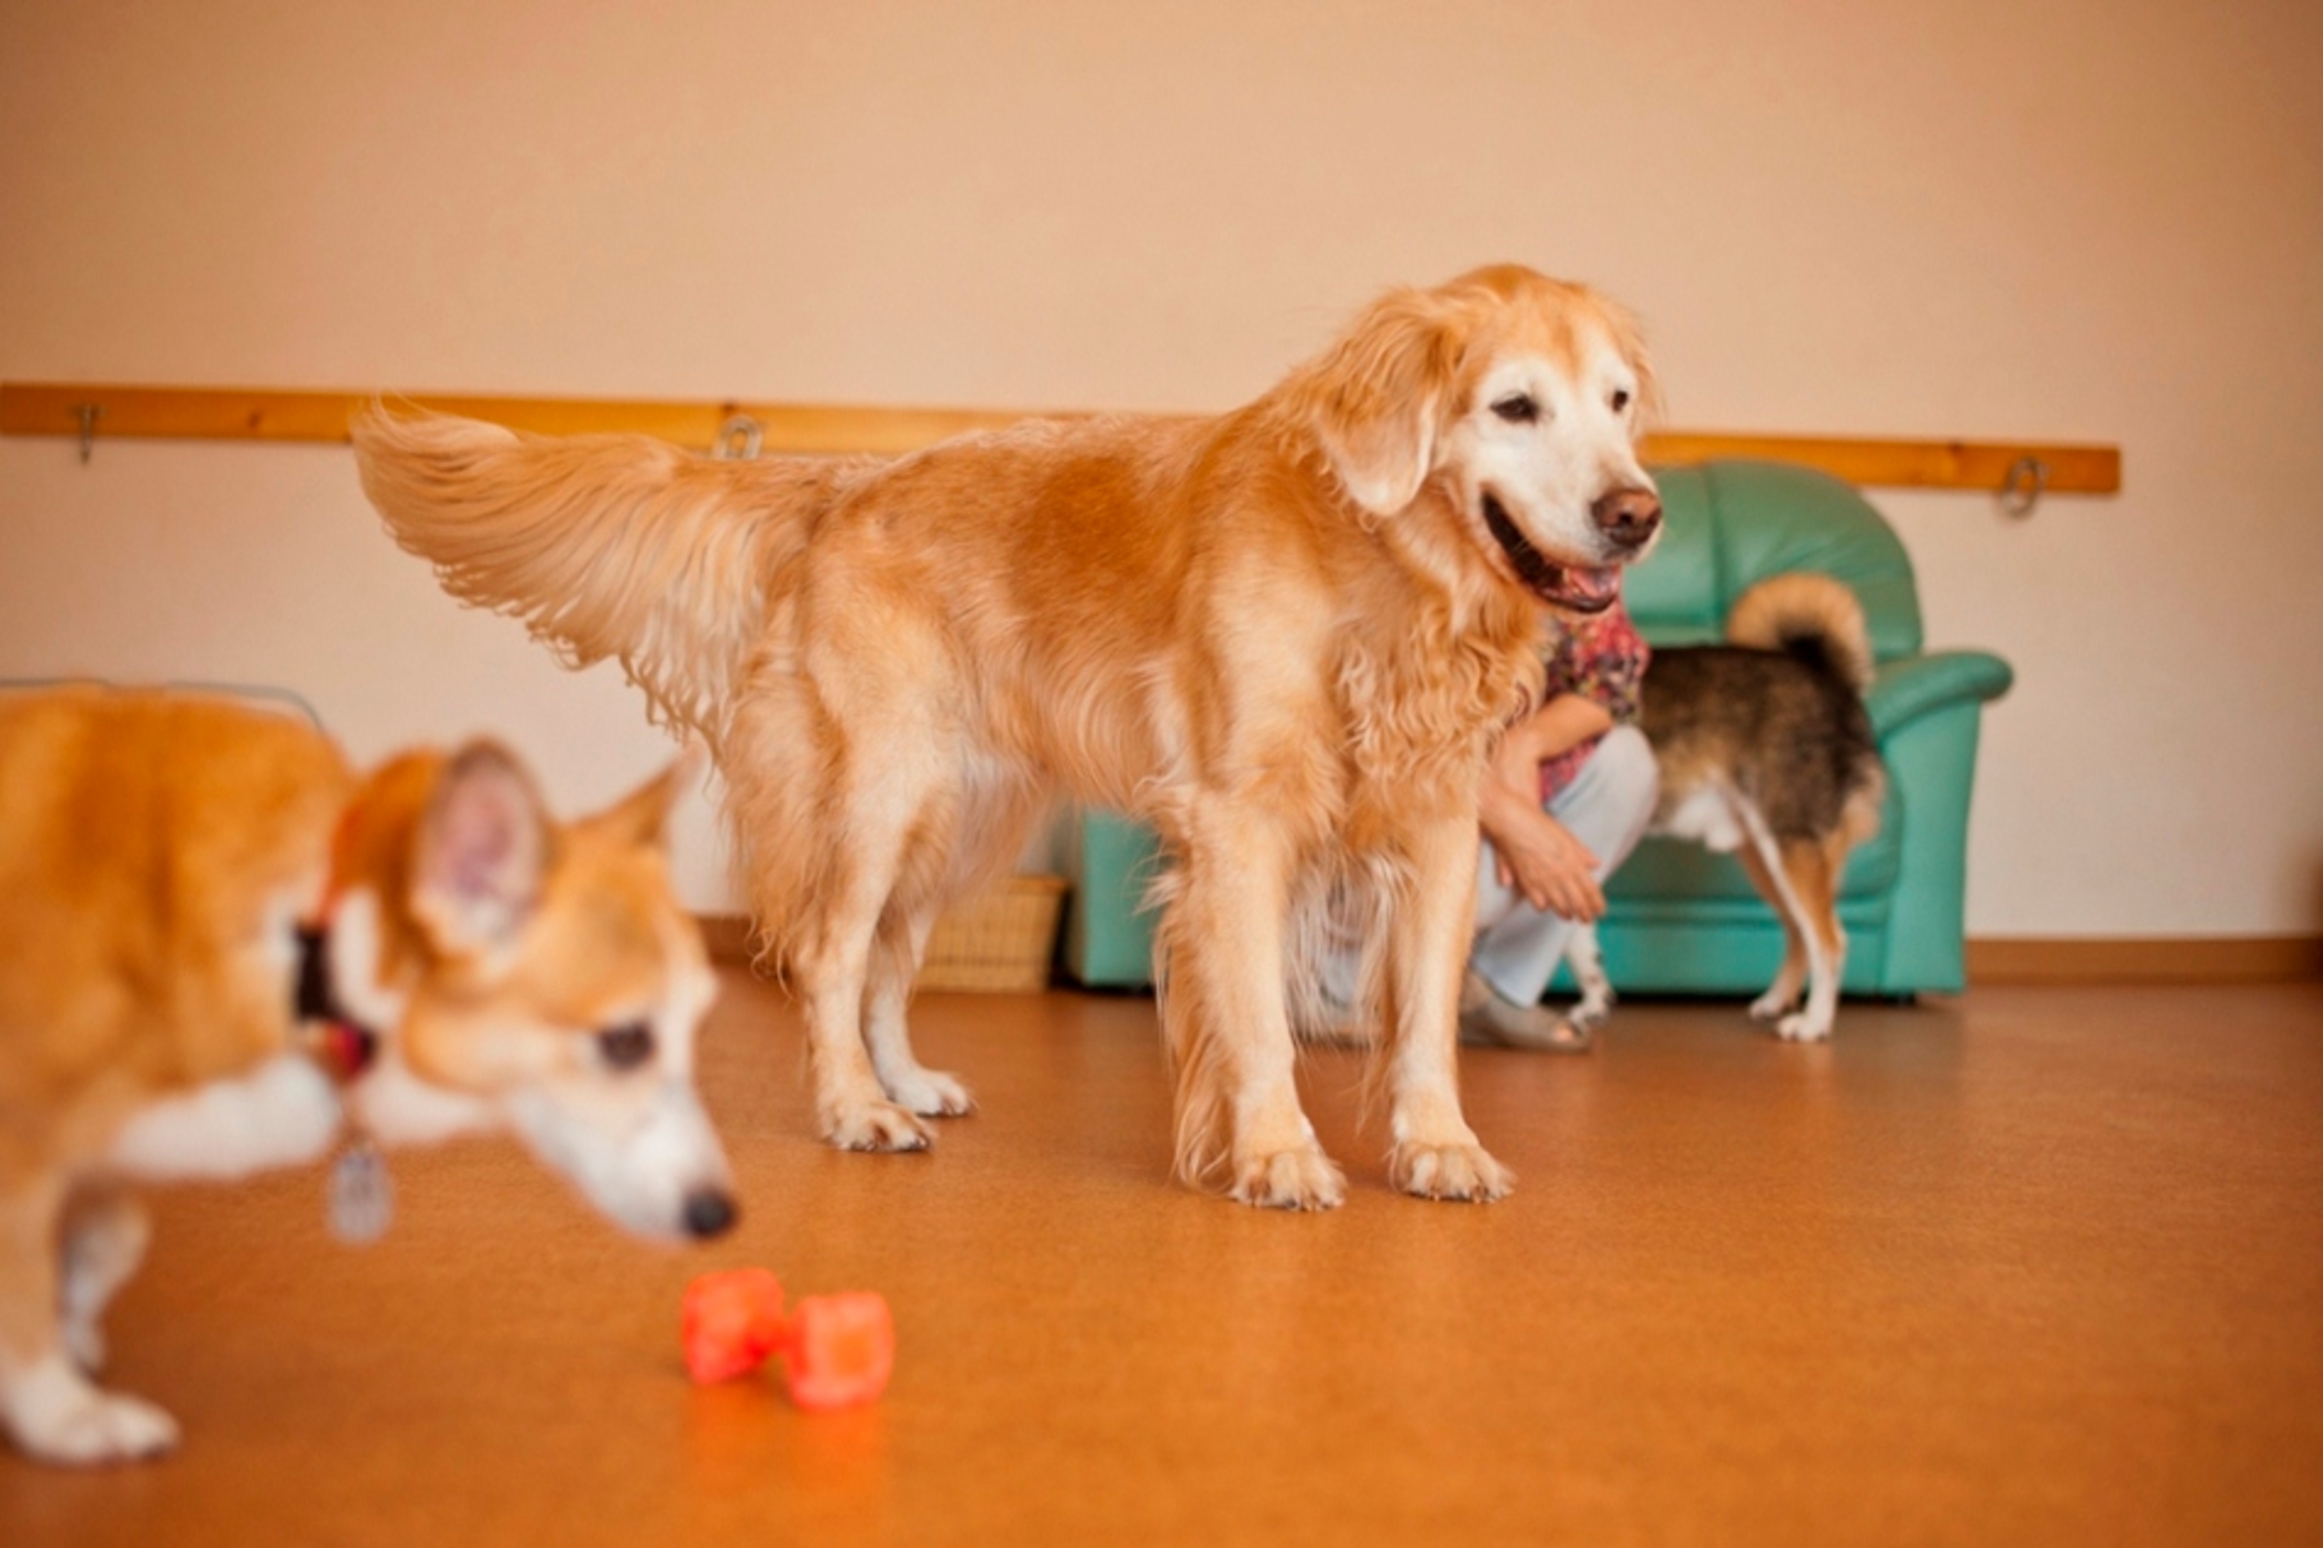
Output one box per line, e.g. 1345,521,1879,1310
5,976,2321,1545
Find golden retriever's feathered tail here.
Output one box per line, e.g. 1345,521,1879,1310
351,407,883,744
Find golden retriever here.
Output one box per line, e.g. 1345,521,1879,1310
352,264,1662,1209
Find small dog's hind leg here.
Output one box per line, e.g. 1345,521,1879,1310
1774,837,1849,1043
1735,824,1809,1024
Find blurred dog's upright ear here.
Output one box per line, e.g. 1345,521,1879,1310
411,741,550,957
1292,286,1462,519
579,741,705,851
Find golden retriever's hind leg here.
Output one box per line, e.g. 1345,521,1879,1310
864,781,1043,1117
0,1175,177,1466
865,892,973,1120
797,926,935,1153
778,788,939,1153
1158,812,1345,1210
1382,814,1512,1203
728,668,947,1152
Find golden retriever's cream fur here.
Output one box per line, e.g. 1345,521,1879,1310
353,264,1661,1208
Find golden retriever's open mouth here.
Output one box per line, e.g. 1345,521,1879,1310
1481,491,1621,614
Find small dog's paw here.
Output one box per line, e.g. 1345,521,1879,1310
880,1066,975,1118
1230,1146,1347,1211
12,1376,179,1466
1747,988,1796,1023
1775,1012,1833,1043
823,1100,934,1153
1391,1141,1515,1203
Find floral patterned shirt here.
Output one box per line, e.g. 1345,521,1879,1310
1536,601,1650,802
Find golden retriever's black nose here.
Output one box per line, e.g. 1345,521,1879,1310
683,1188,739,1239
1590,487,1662,550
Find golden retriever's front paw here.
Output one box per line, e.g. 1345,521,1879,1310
1230,1146,1347,1210
1391,1141,1515,1202
822,1099,934,1153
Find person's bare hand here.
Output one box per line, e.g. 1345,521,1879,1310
1492,806,1605,921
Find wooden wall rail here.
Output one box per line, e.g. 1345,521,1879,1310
0,381,2122,494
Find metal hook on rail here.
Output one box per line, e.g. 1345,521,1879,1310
74,403,102,465
712,413,763,461
1997,455,2047,519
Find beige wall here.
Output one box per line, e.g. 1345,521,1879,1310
4,0,2319,934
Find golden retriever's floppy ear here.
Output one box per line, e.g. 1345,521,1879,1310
1294,287,1462,518
1598,293,1663,435
410,740,551,957
578,741,705,851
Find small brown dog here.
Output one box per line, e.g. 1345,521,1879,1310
355,265,1663,1208
0,688,733,1466
1564,573,1886,1041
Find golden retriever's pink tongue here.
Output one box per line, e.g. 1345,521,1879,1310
1567,566,1620,606
1541,562,1621,613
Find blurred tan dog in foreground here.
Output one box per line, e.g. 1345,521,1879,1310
355,264,1663,1209
0,688,733,1466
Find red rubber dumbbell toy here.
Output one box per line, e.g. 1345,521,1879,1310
682,1269,893,1410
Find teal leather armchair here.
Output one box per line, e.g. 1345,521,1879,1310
1060,459,2013,998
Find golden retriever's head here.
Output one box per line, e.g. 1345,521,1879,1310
1291,264,1661,614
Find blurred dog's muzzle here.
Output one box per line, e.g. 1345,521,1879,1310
682,1187,739,1239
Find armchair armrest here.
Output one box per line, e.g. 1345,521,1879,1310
1866,650,2014,741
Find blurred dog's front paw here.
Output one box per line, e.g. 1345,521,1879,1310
5,1357,179,1467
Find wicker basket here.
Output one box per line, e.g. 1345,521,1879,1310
914,874,1069,992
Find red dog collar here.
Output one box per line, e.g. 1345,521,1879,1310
294,922,379,1083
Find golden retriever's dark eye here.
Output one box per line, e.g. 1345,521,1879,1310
1491,395,1539,425
1612,388,1633,413
597,1022,655,1070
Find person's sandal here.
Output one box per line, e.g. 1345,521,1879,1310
1457,972,1598,1053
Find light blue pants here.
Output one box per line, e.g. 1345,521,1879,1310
1469,723,1660,1007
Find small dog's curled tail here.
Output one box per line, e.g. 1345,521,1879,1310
1725,572,1876,694
351,407,882,744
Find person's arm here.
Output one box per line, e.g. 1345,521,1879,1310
1489,692,1614,796
1478,695,1611,922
